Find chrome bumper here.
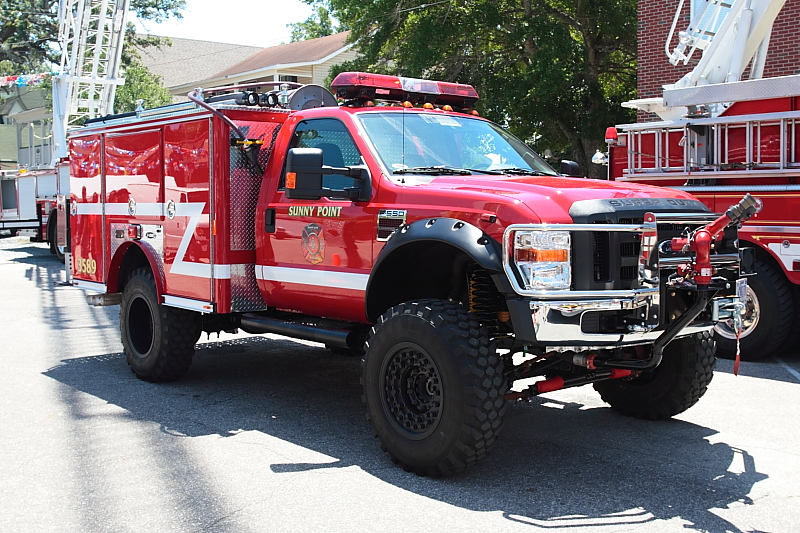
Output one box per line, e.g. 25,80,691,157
527,289,714,349
504,212,741,349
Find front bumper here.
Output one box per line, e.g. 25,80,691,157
506,291,717,349
503,212,743,350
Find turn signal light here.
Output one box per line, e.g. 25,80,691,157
515,248,569,262
286,172,297,189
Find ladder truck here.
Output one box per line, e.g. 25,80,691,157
0,0,127,262
600,0,799,360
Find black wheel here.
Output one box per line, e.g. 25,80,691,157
120,268,201,382
47,211,65,263
593,330,716,420
362,299,507,477
714,258,793,361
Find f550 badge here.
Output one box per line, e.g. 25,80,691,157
302,223,325,264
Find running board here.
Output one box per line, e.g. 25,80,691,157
238,313,366,351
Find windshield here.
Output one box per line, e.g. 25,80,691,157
356,111,558,176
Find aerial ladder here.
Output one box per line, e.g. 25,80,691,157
601,0,800,361
0,0,129,257
52,0,129,163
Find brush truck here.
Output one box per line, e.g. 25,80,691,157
68,72,756,476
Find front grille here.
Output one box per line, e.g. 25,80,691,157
592,228,610,282
569,197,711,291
620,241,638,257
573,214,698,291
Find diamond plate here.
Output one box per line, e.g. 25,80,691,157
110,223,165,283
229,122,282,251
230,263,266,312
664,74,800,107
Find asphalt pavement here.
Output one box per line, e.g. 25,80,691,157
2,236,799,533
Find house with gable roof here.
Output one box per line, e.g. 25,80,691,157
159,31,357,100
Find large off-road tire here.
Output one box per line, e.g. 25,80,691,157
714,258,793,361
120,268,201,382
362,300,507,477
593,330,716,420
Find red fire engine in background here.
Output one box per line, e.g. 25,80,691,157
602,0,799,360
67,72,756,476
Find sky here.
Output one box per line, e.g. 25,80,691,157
134,0,316,48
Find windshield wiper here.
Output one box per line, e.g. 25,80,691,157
393,166,472,176
494,167,554,176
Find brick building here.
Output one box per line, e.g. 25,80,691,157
637,0,800,119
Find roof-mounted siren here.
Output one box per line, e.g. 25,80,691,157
330,72,479,109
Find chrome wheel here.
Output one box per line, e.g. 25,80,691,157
714,285,759,340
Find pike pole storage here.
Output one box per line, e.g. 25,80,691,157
68,72,754,476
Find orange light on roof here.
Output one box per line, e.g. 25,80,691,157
471,110,480,116
286,172,297,189
442,105,453,112
402,101,414,108
364,100,376,107
422,102,434,109
515,249,569,262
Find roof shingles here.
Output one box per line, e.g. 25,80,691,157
212,31,351,79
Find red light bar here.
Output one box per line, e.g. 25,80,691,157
331,72,479,108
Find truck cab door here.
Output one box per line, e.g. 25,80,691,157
257,118,375,322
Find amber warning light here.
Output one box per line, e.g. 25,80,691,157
331,72,479,108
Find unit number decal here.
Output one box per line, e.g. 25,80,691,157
76,257,98,275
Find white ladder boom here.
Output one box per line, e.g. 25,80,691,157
52,0,129,163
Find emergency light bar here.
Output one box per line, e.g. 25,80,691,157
331,72,479,108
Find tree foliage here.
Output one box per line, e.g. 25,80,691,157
0,0,184,72
114,59,173,113
289,5,340,42
327,0,637,178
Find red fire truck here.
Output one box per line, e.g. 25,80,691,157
69,73,755,476
602,0,800,361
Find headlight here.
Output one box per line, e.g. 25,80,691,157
512,230,571,290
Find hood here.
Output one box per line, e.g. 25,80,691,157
420,174,704,223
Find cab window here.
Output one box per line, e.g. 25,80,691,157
284,118,363,190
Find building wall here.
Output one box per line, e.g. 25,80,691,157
638,0,800,120
312,48,359,85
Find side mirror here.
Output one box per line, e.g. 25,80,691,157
285,147,372,202
285,148,324,200
560,160,582,177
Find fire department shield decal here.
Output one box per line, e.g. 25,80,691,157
302,223,325,264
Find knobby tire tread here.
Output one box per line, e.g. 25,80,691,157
121,268,199,382
594,330,716,420
362,299,507,477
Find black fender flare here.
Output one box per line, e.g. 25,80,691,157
365,217,510,321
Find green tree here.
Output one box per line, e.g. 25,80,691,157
114,59,173,113
288,5,339,42
0,0,185,70
327,0,636,178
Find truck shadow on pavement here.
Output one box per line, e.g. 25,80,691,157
44,336,768,533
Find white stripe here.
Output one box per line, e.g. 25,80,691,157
774,357,800,383
169,202,209,278
163,295,215,313
76,204,103,215
76,202,164,216
73,280,107,292
257,265,369,291
75,201,222,279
